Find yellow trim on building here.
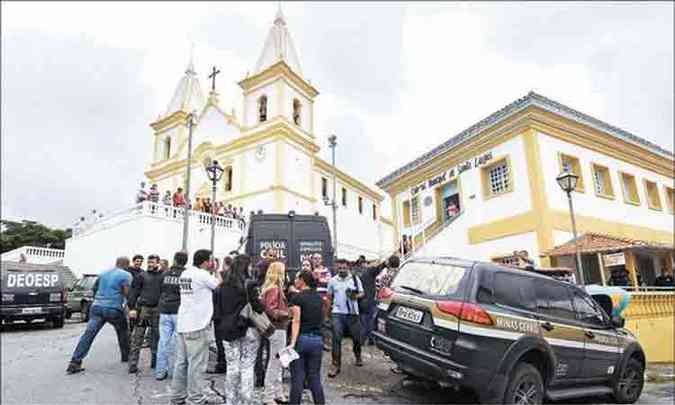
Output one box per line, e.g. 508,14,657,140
238,61,319,98
467,211,538,244
618,171,641,206
480,154,515,200
150,111,189,132
557,152,585,193
643,179,663,211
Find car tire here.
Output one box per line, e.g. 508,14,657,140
53,316,65,329
81,302,90,323
503,363,544,405
613,358,644,404
65,308,72,320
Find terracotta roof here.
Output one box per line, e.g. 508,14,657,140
541,233,674,257
376,91,673,189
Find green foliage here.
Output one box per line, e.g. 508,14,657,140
0,220,72,254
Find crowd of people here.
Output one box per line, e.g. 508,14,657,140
136,181,248,224
65,246,400,405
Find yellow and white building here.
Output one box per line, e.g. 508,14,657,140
143,10,395,259
377,91,674,272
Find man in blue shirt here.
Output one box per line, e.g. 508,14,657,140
67,257,133,374
327,259,364,378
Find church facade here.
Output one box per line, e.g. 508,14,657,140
143,10,395,259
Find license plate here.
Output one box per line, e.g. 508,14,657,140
22,307,42,314
395,306,424,323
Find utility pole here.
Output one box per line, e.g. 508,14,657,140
329,134,338,258
181,111,196,252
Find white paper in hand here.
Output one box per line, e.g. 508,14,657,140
278,346,300,368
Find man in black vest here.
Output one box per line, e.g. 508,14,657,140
128,254,164,373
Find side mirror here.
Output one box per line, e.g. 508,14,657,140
611,315,625,329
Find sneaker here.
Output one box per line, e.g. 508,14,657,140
66,362,84,374
274,396,290,404
155,371,168,381
169,399,186,405
128,365,138,374
327,365,340,378
355,357,363,367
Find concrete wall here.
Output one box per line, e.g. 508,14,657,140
64,205,243,277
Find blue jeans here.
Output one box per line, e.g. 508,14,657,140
290,334,325,404
331,313,361,368
359,302,377,342
156,313,177,377
71,305,129,363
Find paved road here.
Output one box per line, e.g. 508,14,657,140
2,320,673,404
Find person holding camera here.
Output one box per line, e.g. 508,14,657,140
356,255,400,346
326,259,364,378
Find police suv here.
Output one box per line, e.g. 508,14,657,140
373,257,645,404
1,261,68,328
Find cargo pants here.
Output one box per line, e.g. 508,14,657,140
129,305,160,369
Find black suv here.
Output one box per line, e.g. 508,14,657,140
1,261,68,328
373,257,645,404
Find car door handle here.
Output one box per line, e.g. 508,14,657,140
585,330,595,339
541,322,554,332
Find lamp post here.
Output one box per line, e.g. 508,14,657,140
556,171,585,287
181,111,197,252
205,159,224,256
323,134,338,258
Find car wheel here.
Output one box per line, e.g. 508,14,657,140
53,316,65,328
613,358,644,404
65,308,72,320
81,302,90,322
503,363,544,405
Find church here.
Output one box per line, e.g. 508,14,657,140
143,9,396,260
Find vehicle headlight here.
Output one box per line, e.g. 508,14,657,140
50,293,62,302
2,294,14,302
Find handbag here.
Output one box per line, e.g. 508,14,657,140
352,273,368,314
240,285,275,338
266,287,290,322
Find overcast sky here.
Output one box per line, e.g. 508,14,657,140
2,1,673,229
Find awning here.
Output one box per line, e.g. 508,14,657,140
541,233,674,257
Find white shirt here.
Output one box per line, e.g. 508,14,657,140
176,266,220,333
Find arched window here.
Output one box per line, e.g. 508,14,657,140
224,166,233,192
292,99,302,125
163,137,171,160
258,95,268,123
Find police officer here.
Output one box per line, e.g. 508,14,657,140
126,254,145,335
128,254,163,373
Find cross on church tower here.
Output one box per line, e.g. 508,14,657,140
208,66,221,92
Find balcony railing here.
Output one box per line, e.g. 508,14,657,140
0,246,65,263
72,201,245,238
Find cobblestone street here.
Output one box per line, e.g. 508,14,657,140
2,319,673,404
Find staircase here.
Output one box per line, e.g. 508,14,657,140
405,211,465,258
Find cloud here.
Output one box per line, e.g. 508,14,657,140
1,1,672,228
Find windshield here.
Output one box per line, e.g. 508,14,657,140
391,261,471,298
79,276,97,290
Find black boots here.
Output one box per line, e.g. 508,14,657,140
66,361,84,374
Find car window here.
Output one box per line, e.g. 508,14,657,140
535,281,576,321
492,273,536,311
572,291,606,327
391,262,470,298
81,277,97,290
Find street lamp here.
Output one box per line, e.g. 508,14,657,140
326,135,338,258
205,159,224,256
181,111,197,252
556,170,585,287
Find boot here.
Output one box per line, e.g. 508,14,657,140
355,355,363,367
129,364,138,374
66,361,84,374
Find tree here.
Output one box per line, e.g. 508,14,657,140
0,220,72,254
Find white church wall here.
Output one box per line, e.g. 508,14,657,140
538,132,674,234
284,142,313,198
64,210,243,277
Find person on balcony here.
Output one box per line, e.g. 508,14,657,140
136,182,148,204
194,197,204,213
148,184,160,203
172,187,186,208
655,267,673,287
162,191,172,206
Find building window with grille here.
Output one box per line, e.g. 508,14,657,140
665,186,675,214
643,180,662,211
358,196,363,214
620,172,640,206
592,163,614,199
558,153,584,192
342,187,347,207
493,255,520,267
258,95,268,123
321,177,328,199
481,157,512,199
411,196,420,225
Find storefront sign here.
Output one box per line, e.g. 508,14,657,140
411,151,493,196
603,252,625,267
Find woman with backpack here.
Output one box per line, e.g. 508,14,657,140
214,254,263,405
261,262,291,405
